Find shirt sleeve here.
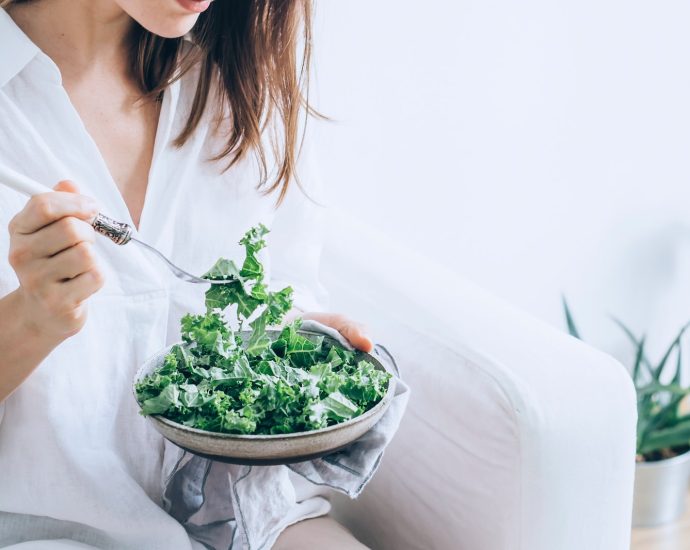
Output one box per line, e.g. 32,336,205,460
265,138,330,314
0,191,21,298
0,191,21,418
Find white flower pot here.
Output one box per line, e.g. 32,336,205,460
632,449,690,527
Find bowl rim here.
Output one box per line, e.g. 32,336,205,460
133,329,396,441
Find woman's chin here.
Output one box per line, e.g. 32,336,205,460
139,16,200,39
115,0,207,39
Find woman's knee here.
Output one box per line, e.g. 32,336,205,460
272,516,369,550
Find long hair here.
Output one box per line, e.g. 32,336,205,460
2,0,316,204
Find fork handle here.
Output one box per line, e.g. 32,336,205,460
0,164,133,246
0,164,52,196
92,213,133,245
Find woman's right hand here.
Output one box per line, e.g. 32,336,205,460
7,180,104,342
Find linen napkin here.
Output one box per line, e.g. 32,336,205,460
162,320,410,550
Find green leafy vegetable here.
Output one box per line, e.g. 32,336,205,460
136,225,391,435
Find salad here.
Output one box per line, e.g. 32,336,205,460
135,225,391,435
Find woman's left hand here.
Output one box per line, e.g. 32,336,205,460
300,312,373,353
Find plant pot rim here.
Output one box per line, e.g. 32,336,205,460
637,447,690,469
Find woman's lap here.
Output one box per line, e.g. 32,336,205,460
272,516,369,550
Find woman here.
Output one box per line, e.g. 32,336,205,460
0,0,372,548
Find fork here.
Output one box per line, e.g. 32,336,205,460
0,165,235,285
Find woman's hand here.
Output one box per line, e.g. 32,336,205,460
300,311,374,353
8,181,104,342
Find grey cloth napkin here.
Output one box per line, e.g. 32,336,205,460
162,320,410,550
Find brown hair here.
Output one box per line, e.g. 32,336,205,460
3,0,316,204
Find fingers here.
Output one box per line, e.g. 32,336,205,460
5,181,104,341
18,241,98,291
53,180,80,194
45,241,98,281
62,268,105,305
8,181,99,235
7,179,100,281
16,216,96,260
302,312,374,353
338,322,374,353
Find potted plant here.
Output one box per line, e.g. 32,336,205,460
563,300,690,527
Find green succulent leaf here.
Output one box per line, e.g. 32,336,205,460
673,345,683,386
564,304,690,459
638,391,690,451
610,317,654,378
632,336,647,386
653,321,690,381
562,296,581,340
638,417,690,456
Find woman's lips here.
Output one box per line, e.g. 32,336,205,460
175,0,213,13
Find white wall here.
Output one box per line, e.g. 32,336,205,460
311,0,690,366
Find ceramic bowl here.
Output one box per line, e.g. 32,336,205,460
133,330,395,465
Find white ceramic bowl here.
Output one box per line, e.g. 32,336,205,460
133,330,396,465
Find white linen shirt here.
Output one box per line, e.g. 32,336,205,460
0,10,331,549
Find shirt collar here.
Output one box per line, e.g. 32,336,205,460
0,10,195,90
0,8,41,88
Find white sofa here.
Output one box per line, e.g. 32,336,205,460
322,211,638,550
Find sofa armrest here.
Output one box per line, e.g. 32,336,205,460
322,211,637,550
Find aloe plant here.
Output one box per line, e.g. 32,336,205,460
563,298,690,461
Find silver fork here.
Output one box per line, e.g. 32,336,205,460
0,165,235,285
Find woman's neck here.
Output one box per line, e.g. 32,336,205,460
7,0,133,80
